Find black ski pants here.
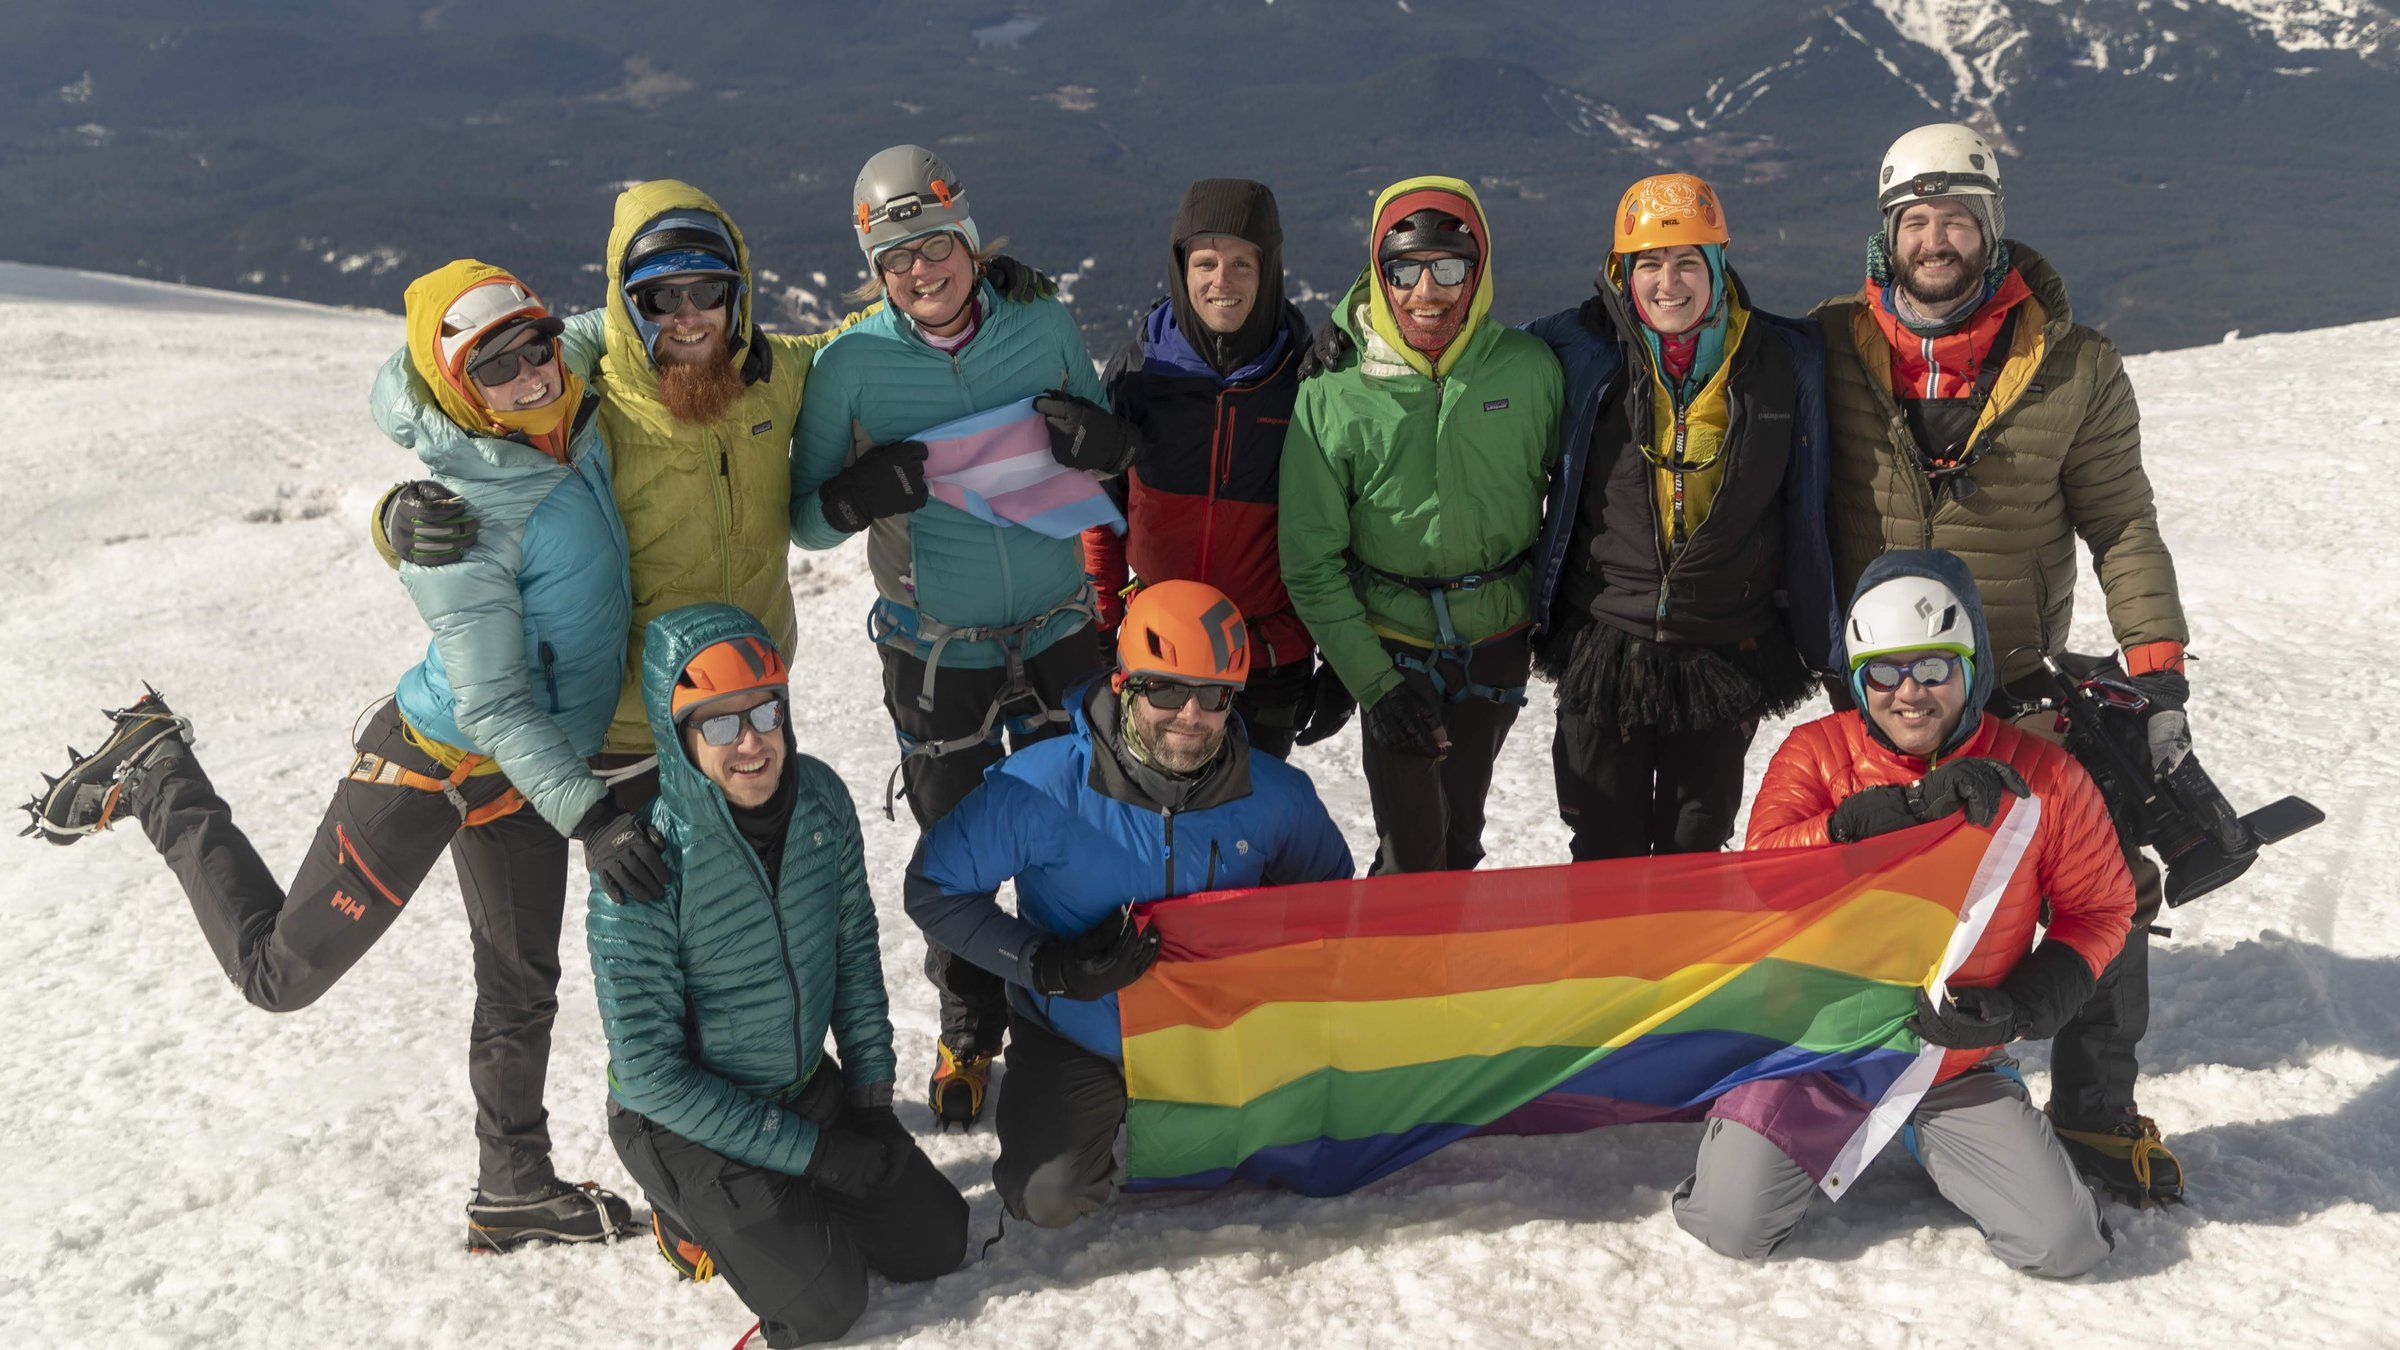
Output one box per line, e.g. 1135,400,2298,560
609,1102,967,1347
880,625,1112,1058
132,698,569,1196
992,1011,1128,1228
1552,703,1757,861
1362,632,1531,875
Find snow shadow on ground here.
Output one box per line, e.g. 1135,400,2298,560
852,935,2400,1328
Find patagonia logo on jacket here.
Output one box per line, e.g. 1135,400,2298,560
1483,399,1510,412
751,420,774,435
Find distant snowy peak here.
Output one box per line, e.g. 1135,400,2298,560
1861,0,2398,129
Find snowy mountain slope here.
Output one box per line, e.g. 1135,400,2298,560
0,265,2394,1348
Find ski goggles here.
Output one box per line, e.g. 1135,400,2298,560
1380,256,1472,290
692,697,787,747
1858,654,1966,692
874,231,962,275
632,278,733,320
1127,679,1237,713
467,335,557,388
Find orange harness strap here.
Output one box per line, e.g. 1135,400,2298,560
346,750,526,828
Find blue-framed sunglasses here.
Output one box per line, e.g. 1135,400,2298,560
1858,654,1966,692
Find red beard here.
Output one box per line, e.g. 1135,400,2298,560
1392,300,1464,355
655,331,744,425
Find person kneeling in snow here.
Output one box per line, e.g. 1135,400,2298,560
905,581,1353,1228
1672,550,2130,1277
591,605,966,1347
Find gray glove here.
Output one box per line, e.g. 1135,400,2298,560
381,480,477,567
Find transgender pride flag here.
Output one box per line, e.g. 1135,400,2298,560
915,397,1124,539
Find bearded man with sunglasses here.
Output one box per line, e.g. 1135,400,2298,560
1819,126,2191,1203
592,605,966,1347
1674,549,2131,1276
903,582,1352,1228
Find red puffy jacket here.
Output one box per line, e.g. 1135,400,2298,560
1747,710,2134,1082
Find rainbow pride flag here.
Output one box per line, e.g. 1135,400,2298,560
1119,801,2037,1199
915,397,1124,539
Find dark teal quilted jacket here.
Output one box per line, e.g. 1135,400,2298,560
586,603,895,1173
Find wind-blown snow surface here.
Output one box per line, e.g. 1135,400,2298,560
2,261,2394,1348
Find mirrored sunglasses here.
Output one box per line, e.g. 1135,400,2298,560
695,698,786,746
1860,654,1965,692
1380,256,1472,289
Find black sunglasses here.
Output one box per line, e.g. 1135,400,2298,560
1380,256,1472,290
875,231,961,276
467,336,556,388
1129,680,1236,713
633,278,733,320
1860,655,1966,692
694,698,786,746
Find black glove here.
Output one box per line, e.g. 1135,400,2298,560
1906,987,2019,1050
803,1126,908,1198
1826,784,1921,843
818,440,929,534
2124,667,2189,711
1033,392,1141,474
1914,757,2032,828
1995,940,2100,1042
845,1101,914,1154
381,480,478,567
1296,322,1354,379
575,802,670,904
1292,664,1358,748
1363,683,1445,759
1031,906,1162,1001
982,254,1059,303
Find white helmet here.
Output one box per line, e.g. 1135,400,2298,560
853,144,978,261
1877,122,2002,213
1846,573,1976,668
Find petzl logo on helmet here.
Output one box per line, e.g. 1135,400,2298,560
1199,598,1247,675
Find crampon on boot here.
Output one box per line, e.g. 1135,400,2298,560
652,1209,716,1282
2052,1111,2185,1206
20,686,190,845
928,1042,994,1130
464,1180,640,1253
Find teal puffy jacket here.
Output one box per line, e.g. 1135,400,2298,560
372,352,630,835
586,603,896,1175
788,281,1108,667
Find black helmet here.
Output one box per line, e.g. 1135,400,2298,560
1377,208,1479,263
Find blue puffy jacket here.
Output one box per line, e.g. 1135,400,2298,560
905,682,1354,1059
788,281,1110,668
586,603,896,1175
371,352,631,835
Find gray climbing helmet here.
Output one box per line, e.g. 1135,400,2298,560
852,144,979,261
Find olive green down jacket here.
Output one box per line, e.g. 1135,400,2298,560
1814,243,2186,684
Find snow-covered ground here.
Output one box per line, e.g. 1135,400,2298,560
2,261,2393,1348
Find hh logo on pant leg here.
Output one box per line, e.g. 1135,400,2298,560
329,890,365,922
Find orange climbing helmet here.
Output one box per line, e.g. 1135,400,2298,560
672,634,790,722
1613,173,1731,256
1116,580,1250,688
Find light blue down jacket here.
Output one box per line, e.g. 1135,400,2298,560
371,351,631,835
788,280,1109,666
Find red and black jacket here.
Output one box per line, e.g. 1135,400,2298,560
1082,299,1315,668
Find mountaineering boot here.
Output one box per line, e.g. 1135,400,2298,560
652,1208,716,1282
2051,1110,2185,1206
928,1041,994,1129
464,1180,640,1252
21,686,191,844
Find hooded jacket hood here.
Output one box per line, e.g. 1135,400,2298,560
1846,548,1994,758
1359,176,1495,381
403,259,584,460
1169,178,1287,377
601,180,760,389
639,601,786,815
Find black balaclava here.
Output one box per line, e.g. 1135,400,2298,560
1170,178,1286,375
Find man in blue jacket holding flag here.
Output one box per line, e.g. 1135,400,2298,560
905,581,1353,1227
